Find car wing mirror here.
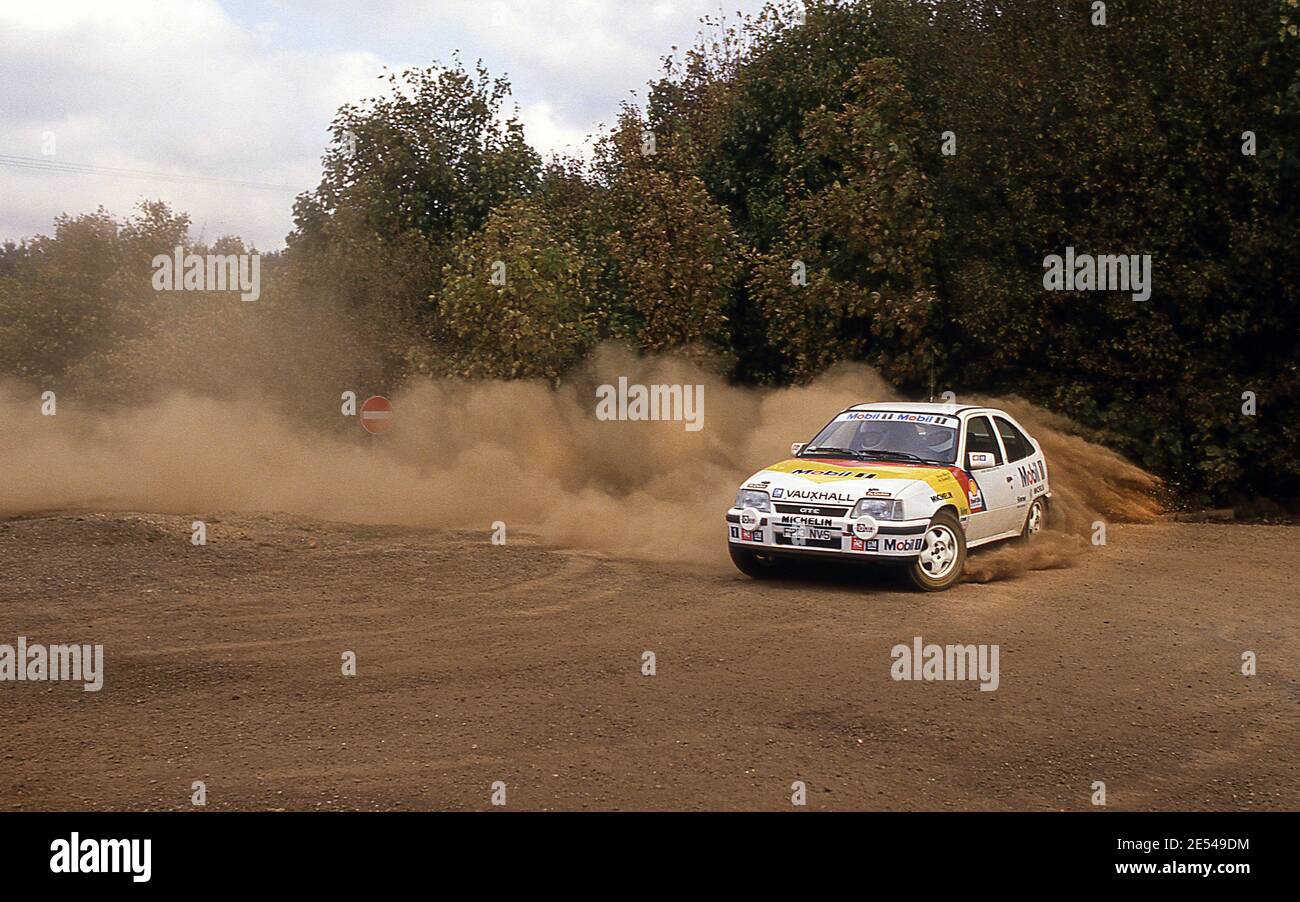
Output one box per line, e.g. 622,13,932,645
791,442,805,456
968,451,996,470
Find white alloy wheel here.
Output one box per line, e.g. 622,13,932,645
906,510,967,592
1021,498,1048,543
919,523,960,580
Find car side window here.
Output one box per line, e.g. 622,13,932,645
993,416,1032,462
964,416,1003,466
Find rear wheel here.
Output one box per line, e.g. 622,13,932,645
1020,497,1048,543
906,510,967,592
729,544,783,579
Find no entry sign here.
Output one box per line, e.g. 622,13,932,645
360,395,393,435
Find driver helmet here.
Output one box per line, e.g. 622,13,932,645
858,422,890,449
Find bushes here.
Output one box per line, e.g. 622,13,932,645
434,149,742,380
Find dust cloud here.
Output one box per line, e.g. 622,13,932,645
960,395,1162,582
0,345,1158,578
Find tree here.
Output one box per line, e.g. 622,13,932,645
436,198,597,381
748,57,941,384
595,113,741,357
0,202,188,387
286,58,541,380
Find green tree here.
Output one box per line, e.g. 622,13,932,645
594,113,741,357
287,59,541,380
0,202,189,386
436,198,597,381
748,57,941,384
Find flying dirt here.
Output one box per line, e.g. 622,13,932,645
0,345,1159,579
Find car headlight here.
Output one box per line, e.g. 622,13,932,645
735,489,772,512
852,498,904,520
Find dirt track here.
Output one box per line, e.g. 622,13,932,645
1,511,1296,811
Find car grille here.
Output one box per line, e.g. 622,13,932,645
773,502,851,517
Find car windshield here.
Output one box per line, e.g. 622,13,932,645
801,411,959,465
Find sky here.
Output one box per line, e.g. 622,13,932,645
0,0,771,250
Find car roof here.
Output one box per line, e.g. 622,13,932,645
845,402,987,415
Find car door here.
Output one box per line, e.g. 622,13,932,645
993,415,1048,528
961,414,1020,540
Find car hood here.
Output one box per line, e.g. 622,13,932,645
740,457,973,515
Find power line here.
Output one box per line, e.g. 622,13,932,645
0,153,302,192
0,153,300,191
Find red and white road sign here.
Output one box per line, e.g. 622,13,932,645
360,395,394,435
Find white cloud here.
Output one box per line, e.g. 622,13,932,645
519,102,599,163
0,0,770,249
0,0,382,248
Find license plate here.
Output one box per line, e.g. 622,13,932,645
775,526,839,549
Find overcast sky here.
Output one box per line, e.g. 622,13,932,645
0,0,770,250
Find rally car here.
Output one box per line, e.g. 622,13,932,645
726,403,1051,591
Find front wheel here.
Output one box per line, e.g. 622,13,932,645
906,511,967,592
729,544,784,579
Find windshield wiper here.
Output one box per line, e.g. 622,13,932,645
802,447,949,465
800,446,866,458
853,450,946,465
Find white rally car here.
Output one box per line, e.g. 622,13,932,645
726,403,1051,591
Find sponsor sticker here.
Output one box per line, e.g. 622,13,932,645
1018,459,1047,489
782,488,856,503
791,468,879,480
838,411,960,428
760,459,972,518
852,517,879,539
781,515,833,527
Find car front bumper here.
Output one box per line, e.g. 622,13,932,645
725,508,930,558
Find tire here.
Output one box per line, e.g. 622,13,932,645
906,510,967,592
1020,497,1048,543
729,543,783,579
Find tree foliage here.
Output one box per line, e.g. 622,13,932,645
1,2,1297,504
436,197,597,381
287,58,541,368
